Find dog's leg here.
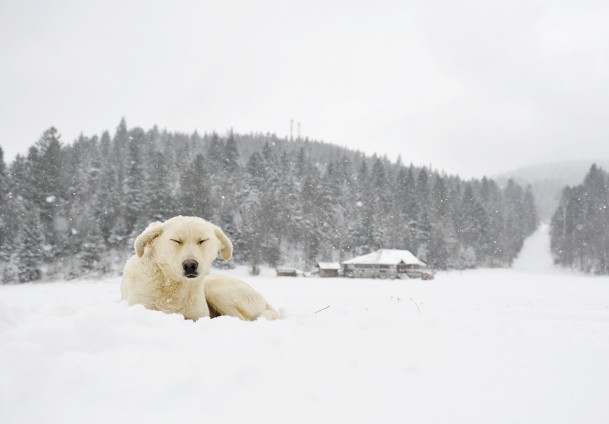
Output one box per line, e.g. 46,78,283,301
204,275,278,321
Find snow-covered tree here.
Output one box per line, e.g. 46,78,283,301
144,151,175,221
124,128,146,235
551,164,609,273
0,122,539,277
177,153,215,220
15,200,44,282
0,147,8,261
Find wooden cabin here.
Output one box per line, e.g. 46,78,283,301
341,249,427,279
276,267,298,277
316,262,341,278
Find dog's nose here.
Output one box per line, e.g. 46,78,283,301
182,259,199,276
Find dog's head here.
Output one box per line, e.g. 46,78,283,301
134,216,233,281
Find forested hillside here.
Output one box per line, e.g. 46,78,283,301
497,160,609,221
0,119,537,282
550,164,609,274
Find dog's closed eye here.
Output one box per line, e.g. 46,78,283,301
170,239,183,245
198,239,209,245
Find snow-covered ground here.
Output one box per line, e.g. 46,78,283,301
2,226,609,424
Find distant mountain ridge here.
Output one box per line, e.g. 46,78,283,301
496,159,609,221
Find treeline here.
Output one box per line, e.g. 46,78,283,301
550,164,609,274
0,119,537,282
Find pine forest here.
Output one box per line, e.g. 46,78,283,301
0,119,539,283
551,164,609,274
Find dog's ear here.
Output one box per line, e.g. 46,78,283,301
134,221,165,257
214,226,233,261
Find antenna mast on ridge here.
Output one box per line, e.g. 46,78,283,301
290,119,294,141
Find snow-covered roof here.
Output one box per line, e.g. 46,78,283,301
341,249,426,267
317,262,341,270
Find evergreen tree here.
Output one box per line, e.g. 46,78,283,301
392,167,415,250
551,186,575,266
0,122,540,276
0,147,8,260
239,152,266,267
15,201,44,282
523,185,538,235
416,167,431,206
257,142,283,265
30,128,66,254
144,151,175,221
220,131,242,227
371,157,390,210
479,177,505,265
300,171,323,266
78,215,106,273
501,180,529,264
206,133,226,177
457,185,490,263
112,117,129,182
426,176,454,269
224,131,240,174
177,154,215,219
124,128,146,235
551,165,609,273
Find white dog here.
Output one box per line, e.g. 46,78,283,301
121,216,277,321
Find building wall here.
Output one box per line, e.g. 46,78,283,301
343,264,424,278
319,269,339,278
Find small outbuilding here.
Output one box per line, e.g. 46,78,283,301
341,249,427,279
316,262,341,278
276,267,298,277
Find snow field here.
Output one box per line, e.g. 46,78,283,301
1,227,609,423
1,268,608,424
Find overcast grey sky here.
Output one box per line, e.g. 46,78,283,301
1,0,608,178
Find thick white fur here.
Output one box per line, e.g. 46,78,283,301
205,275,278,320
121,216,277,321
